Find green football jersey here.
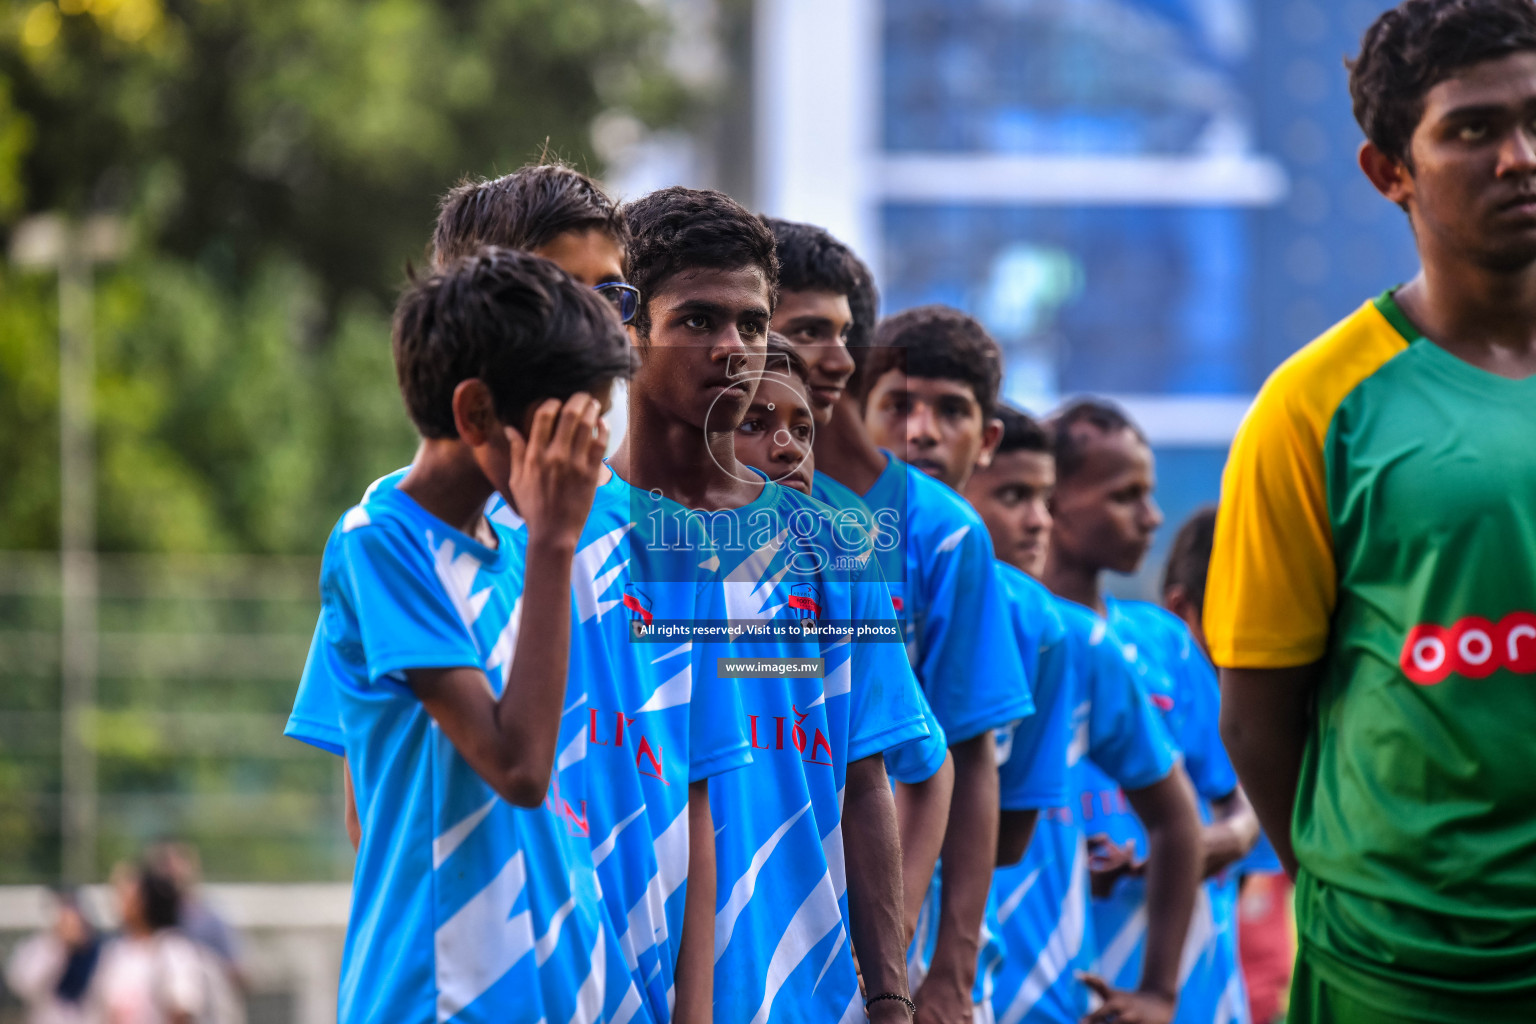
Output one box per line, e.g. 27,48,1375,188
1209,292,1536,1018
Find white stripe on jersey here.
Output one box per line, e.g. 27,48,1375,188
716,802,813,958
435,852,535,1021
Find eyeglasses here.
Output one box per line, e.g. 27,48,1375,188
593,282,640,325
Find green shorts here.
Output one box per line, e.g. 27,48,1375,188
1290,954,1536,1024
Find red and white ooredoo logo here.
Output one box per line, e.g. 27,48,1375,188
1399,611,1536,685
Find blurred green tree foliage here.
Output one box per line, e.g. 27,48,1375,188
0,0,690,883
1,0,686,553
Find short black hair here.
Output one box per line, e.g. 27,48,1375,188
393,247,633,439
764,330,811,388
137,862,181,932
432,164,627,268
1163,504,1218,610
995,404,1052,456
863,305,1004,419
620,187,779,339
1349,0,1536,166
1048,398,1148,483
764,218,864,307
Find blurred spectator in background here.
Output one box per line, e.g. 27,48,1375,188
91,860,230,1024
145,843,246,996
4,889,103,1024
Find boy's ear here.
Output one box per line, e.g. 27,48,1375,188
1359,140,1413,209
974,416,1006,471
451,379,499,445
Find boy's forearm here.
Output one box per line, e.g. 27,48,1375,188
489,535,577,794
1200,789,1260,879
996,808,1039,867
925,732,998,1001
894,753,955,943
1126,769,1202,1002
673,780,715,1024
843,754,911,1005
412,537,577,807
1218,665,1317,879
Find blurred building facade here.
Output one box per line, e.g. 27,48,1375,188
754,0,1419,582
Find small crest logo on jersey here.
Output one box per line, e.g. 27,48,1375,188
1150,693,1175,712
623,584,653,637
789,584,822,621
891,595,904,614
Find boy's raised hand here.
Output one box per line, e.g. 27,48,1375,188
505,393,609,544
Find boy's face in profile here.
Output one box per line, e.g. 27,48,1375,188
630,265,772,433
533,228,626,290
964,449,1054,578
770,289,857,426
465,379,615,510
1050,427,1162,576
734,374,816,493
864,369,996,491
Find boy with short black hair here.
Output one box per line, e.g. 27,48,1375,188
1213,3,1536,1018
1161,508,1292,1024
298,247,637,1023
614,188,927,1024
1044,400,1258,1024
962,404,1201,1024
866,308,1204,1024
766,224,1030,1021
289,165,746,1024
433,164,640,318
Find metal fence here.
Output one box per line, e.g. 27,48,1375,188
0,551,352,885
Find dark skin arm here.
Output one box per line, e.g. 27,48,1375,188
407,529,579,807
343,759,361,851
1080,767,1202,1024
673,780,715,1024
894,752,955,943
996,809,1040,868
410,397,607,807
918,731,999,1024
1218,664,1319,880
843,753,917,1024
1200,787,1260,880
1088,784,1259,891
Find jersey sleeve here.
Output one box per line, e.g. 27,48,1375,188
1172,639,1239,801
917,526,1034,742
284,619,346,755
1086,625,1178,793
334,521,483,685
883,689,949,784
997,604,1071,811
844,560,930,766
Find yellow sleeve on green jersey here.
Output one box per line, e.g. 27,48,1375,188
1206,299,1409,669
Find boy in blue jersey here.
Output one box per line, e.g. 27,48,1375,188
287,164,746,1024
863,308,1203,1024
1042,401,1259,1024
298,247,639,1023
1162,508,1290,1024
765,222,1025,1019
612,187,927,1024
963,407,1203,1024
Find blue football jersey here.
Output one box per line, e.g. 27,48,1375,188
1086,598,1246,1024
857,455,1034,742
301,476,643,1024
985,597,1178,1024
687,473,930,1024
912,564,1072,1010
488,471,754,1023
810,471,947,783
